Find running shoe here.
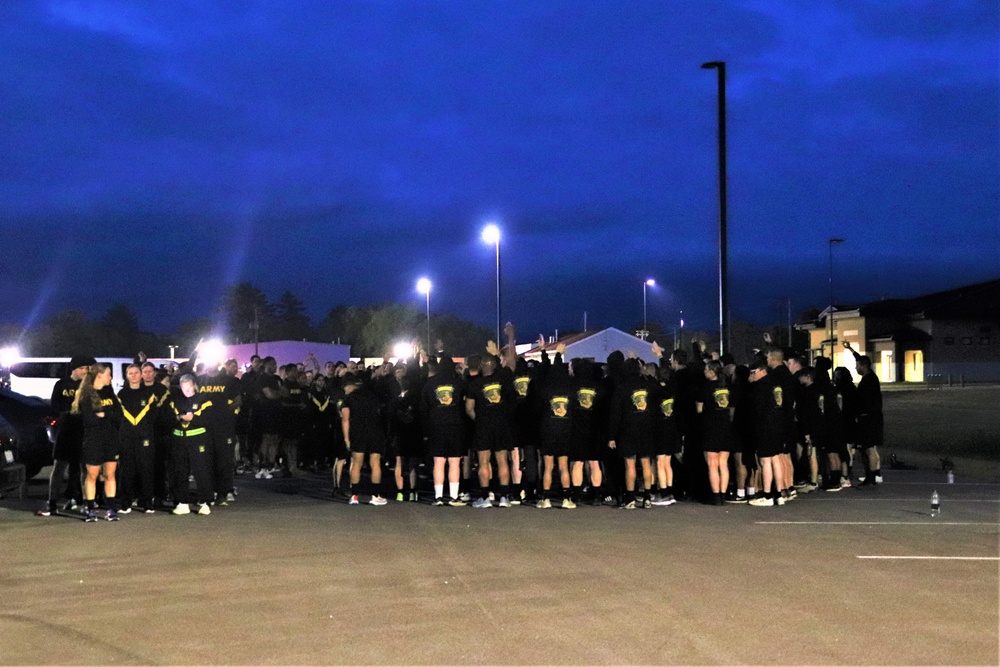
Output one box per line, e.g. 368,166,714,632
369,495,388,506
35,504,55,517
561,498,577,509
225,492,237,502
171,503,191,515
643,497,653,509
105,509,119,521
408,492,418,502
118,507,132,514
497,496,511,508
661,494,677,506
471,497,492,509
448,497,467,507
348,495,359,505
800,483,819,494
874,473,884,484
396,492,405,502
748,496,778,507
197,503,211,515
840,478,852,488
84,508,98,522
621,500,637,510
63,499,80,512
602,495,618,507
488,492,495,502
824,484,843,492
141,506,156,513
459,492,472,502
535,498,552,509
432,497,444,506
724,494,749,504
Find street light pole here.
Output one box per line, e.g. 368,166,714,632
641,278,655,340
416,278,432,354
482,224,501,344
701,60,729,355
828,238,845,362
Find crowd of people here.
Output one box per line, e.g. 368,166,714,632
35,326,886,520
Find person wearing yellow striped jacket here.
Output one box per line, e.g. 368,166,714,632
117,363,161,513
169,374,215,516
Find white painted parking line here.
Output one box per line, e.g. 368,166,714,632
857,556,999,561
756,521,998,526
806,497,1000,502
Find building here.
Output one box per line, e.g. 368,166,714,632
521,327,661,364
798,278,1000,383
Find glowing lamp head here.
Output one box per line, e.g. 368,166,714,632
199,338,226,370
645,279,656,287
0,346,19,368
416,278,431,295
481,224,501,245
393,341,415,360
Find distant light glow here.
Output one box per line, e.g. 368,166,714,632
0,346,20,367
393,341,415,359
199,338,226,368
416,277,431,295
481,224,500,245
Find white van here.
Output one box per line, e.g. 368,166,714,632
7,357,136,401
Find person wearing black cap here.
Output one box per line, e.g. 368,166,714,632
341,373,388,506
36,355,95,517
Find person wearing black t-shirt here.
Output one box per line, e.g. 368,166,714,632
748,359,788,507
607,358,655,509
464,354,515,508
845,342,884,485
650,365,681,506
74,363,123,522
696,360,736,506
341,374,388,506
422,357,467,505
570,357,605,505
535,345,575,509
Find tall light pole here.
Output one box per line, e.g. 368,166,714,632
640,278,655,340
701,60,729,355
416,277,431,354
828,238,845,363
482,224,501,344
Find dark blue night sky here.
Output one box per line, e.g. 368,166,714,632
1,1,997,340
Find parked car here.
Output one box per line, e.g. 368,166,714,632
0,389,57,478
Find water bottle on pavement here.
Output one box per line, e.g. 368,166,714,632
930,491,940,517
947,470,954,484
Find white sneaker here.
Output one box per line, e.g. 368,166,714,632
369,495,388,506
536,498,552,509
197,503,211,516
561,498,577,509
172,503,191,515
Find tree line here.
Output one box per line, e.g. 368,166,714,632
1,282,494,359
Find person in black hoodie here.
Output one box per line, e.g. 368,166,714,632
36,355,94,517
845,342,884,485
169,374,215,516
73,363,123,522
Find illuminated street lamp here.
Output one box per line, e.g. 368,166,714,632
482,224,501,344
640,278,656,340
416,277,432,353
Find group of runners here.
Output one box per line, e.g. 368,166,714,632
36,325,885,519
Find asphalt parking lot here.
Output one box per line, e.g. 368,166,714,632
2,469,997,666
